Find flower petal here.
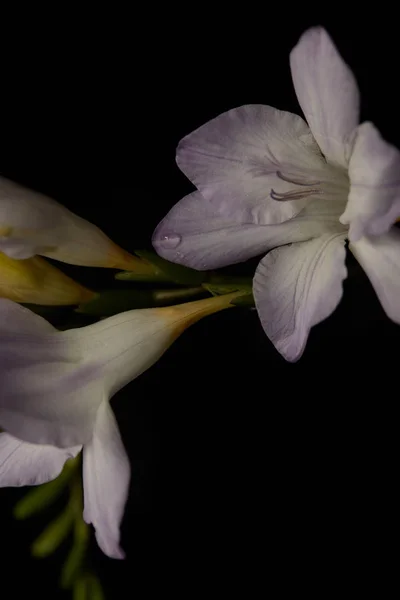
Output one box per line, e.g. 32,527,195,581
66,292,239,397
290,27,360,168
176,105,328,225
0,300,105,447
0,176,151,271
82,401,130,559
340,122,400,241
0,253,94,305
0,295,237,448
0,432,81,487
153,191,347,270
253,233,347,362
350,229,400,323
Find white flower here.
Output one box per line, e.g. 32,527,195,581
152,26,400,362
0,294,235,557
0,176,153,272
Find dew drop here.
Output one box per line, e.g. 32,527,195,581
159,234,182,249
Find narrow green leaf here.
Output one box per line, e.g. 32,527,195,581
14,456,80,519
76,287,208,317
31,504,74,557
117,250,206,285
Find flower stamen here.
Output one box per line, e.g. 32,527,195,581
270,188,322,201
271,171,323,201
276,171,321,186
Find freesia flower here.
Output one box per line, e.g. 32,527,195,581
153,26,400,361
0,251,94,305
0,293,236,557
0,176,154,273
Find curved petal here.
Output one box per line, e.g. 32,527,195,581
0,298,56,335
65,292,239,397
340,122,400,241
83,401,130,559
0,300,105,448
176,104,329,225
253,233,347,362
0,432,81,487
350,229,400,323
0,295,237,448
0,176,147,271
290,27,360,168
153,191,347,270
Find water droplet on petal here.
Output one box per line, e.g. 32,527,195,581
159,234,182,249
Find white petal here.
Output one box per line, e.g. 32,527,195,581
0,432,81,487
253,233,347,362
0,298,56,335
0,176,140,269
64,293,239,396
350,229,400,323
153,191,348,270
290,27,360,168
340,122,400,241
1,296,236,448
82,401,130,559
177,104,329,225
0,300,106,447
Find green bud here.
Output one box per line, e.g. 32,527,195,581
73,574,105,600
73,576,88,600
31,504,74,557
61,476,89,590
60,518,90,589
87,574,106,600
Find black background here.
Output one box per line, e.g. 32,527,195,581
0,10,399,598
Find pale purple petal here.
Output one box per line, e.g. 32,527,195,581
0,432,81,487
350,229,400,324
176,105,329,225
253,233,347,362
0,176,136,269
153,191,347,270
83,401,130,560
340,122,400,241
290,27,360,168
1,297,219,449
0,300,106,448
